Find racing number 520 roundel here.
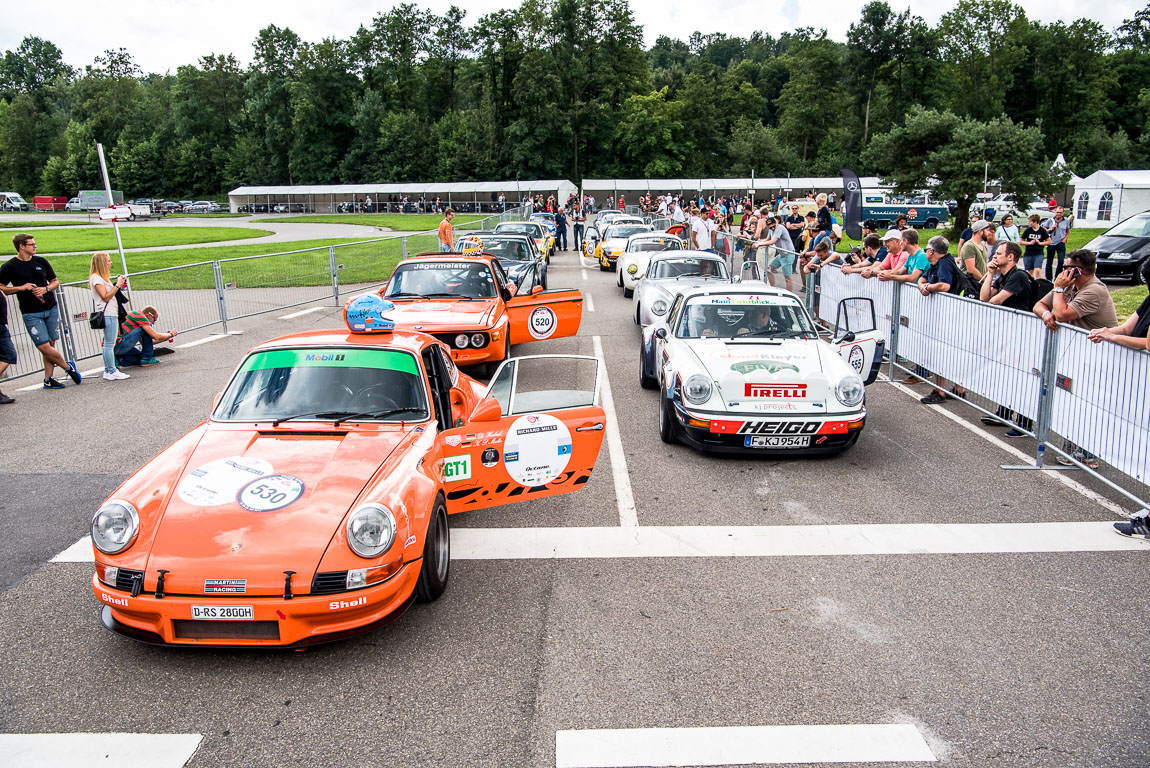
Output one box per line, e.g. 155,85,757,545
528,306,557,339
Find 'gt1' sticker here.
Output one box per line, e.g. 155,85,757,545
443,455,471,482
528,306,557,339
504,414,572,487
236,474,305,512
178,456,273,507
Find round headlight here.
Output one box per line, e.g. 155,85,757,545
627,264,638,275
683,374,713,404
454,334,470,349
651,298,670,315
346,503,397,558
835,375,865,407
91,500,139,555
470,333,486,348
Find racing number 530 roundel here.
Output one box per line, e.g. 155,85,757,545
528,306,557,339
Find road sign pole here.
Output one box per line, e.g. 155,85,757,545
96,143,129,281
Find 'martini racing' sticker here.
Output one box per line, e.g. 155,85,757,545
178,456,273,506
503,414,572,486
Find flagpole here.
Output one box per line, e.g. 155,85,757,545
96,143,129,279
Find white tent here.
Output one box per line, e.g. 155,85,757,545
580,177,887,199
1071,170,1150,227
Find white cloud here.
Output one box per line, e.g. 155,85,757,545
1,0,1142,73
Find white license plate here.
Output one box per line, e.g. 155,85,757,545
744,435,811,448
191,605,254,620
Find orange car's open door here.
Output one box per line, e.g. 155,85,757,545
506,289,583,345
439,355,605,514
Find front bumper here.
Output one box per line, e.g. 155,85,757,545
1095,258,1144,280
673,402,865,455
93,564,419,648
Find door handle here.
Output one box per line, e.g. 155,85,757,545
576,423,604,432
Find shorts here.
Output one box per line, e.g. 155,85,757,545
1022,252,1043,271
0,325,16,365
770,252,797,276
440,241,453,252
22,305,59,346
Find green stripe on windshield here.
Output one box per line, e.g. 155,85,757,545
241,348,418,374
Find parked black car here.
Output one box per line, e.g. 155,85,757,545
1087,211,1150,285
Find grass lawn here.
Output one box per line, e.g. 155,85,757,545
50,234,439,289
164,213,251,219
0,220,99,229
249,213,488,230
27,226,273,254
1112,286,1148,321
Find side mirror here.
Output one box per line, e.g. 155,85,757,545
470,396,503,423
531,285,544,295
654,328,667,340
731,275,742,284
835,330,856,344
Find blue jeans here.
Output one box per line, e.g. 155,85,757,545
556,227,567,250
439,242,452,252
101,315,119,373
1045,242,1066,280
114,326,154,366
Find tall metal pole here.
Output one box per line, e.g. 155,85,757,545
96,143,129,279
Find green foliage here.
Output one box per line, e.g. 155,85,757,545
614,88,683,176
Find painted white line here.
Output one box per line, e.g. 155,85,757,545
278,306,327,320
451,521,1148,560
175,331,240,349
51,535,92,562
592,335,638,527
883,377,1130,517
585,294,595,312
0,733,203,768
80,367,103,377
555,724,936,767
582,269,588,281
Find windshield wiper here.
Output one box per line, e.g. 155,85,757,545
271,410,361,427
333,407,427,427
386,291,425,298
747,329,811,338
421,292,476,300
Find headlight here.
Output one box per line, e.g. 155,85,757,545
91,500,139,555
346,503,397,558
683,374,713,404
470,332,486,348
627,264,638,275
454,333,470,348
651,298,670,315
1108,252,1132,261
835,375,865,407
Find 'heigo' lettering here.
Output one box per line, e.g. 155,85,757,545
737,421,821,435
745,383,807,398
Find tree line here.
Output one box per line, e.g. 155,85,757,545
1,0,1148,202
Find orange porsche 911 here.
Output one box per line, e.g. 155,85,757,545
90,295,606,648
380,252,583,376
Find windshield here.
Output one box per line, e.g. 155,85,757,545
605,224,651,240
651,257,728,279
385,261,497,299
629,238,682,252
481,237,533,261
213,348,429,423
497,222,542,238
675,296,815,340
1107,214,1150,238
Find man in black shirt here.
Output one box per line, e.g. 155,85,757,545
0,278,14,403
555,207,568,251
784,204,805,252
980,241,1032,311
1019,214,1051,279
0,233,81,389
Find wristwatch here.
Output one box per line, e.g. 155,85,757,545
1053,287,1065,293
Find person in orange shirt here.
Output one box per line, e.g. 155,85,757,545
438,208,455,252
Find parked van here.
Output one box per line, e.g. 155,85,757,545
1,192,30,212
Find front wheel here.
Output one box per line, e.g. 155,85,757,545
617,270,624,287
415,496,450,602
623,285,633,298
639,346,656,389
924,218,938,229
658,392,677,444
1131,258,1147,286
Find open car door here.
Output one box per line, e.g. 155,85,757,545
440,355,606,514
833,297,885,385
506,289,584,345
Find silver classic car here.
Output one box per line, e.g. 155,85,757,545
632,251,731,326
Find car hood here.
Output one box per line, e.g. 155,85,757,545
602,238,630,252
684,338,831,413
384,299,498,330
145,426,407,595
1085,234,1150,256
499,259,534,276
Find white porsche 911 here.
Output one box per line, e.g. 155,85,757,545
617,232,685,297
639,285,884,455
633,252,731,327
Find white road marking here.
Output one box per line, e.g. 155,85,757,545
585,294,595,312
582,269,588,281
555,724,937,767
278,306,327,320
52,521,1150,566
0,733,203,768
593,335,638,527
175,331,241,349
883,377,1130,517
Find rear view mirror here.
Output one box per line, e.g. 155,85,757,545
654,328,667,340
471,397,503,422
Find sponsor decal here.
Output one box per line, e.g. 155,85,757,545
528,306,558,339
848,345,865,374
504,413,572,486
412,262,462,270
304,353,345,362
329,596,368,610
405,535,417,548
205,579,246,594
731,360,801,375
481,448,500,467
445,435,463,447
236,474,305,512
100,592,128,607
745,383,807,398
177,456,273,507
737,421,822,435
443,455,472,482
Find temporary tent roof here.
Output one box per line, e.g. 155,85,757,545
1070,169,1150,227
226,180,577,213
580,177,888,195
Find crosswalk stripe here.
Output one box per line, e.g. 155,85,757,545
0,733,202,768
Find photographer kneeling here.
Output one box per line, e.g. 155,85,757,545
115,305,177,368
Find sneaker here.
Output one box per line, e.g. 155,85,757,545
900,376,924,384
43,377,65,390
1114,512,1150,540
980,415,1002,425
1004,428,1026,438
1055,450,1100,468
140,356,161,366
0,390,13,404
65,361,82,384
920,390,949,405
102,370,131,381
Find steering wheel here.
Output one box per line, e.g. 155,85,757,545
353,384,400,411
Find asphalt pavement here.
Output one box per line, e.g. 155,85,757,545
0,244,1147,768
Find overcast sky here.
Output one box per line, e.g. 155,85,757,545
3,0,1143,73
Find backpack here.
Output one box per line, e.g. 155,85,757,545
1029,277,1054,309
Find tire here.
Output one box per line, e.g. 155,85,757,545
1132,257,1147,286
639,345,656,389
415,496,450,602
623,286,633,298
635,304,641,325
128,214,136,222
541,270,548,290
617,270,624,287
484,336,511,379
658,392,677,444
924,218,938,229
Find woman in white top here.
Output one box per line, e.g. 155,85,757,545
996,213,1020,243
89,251,129,380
